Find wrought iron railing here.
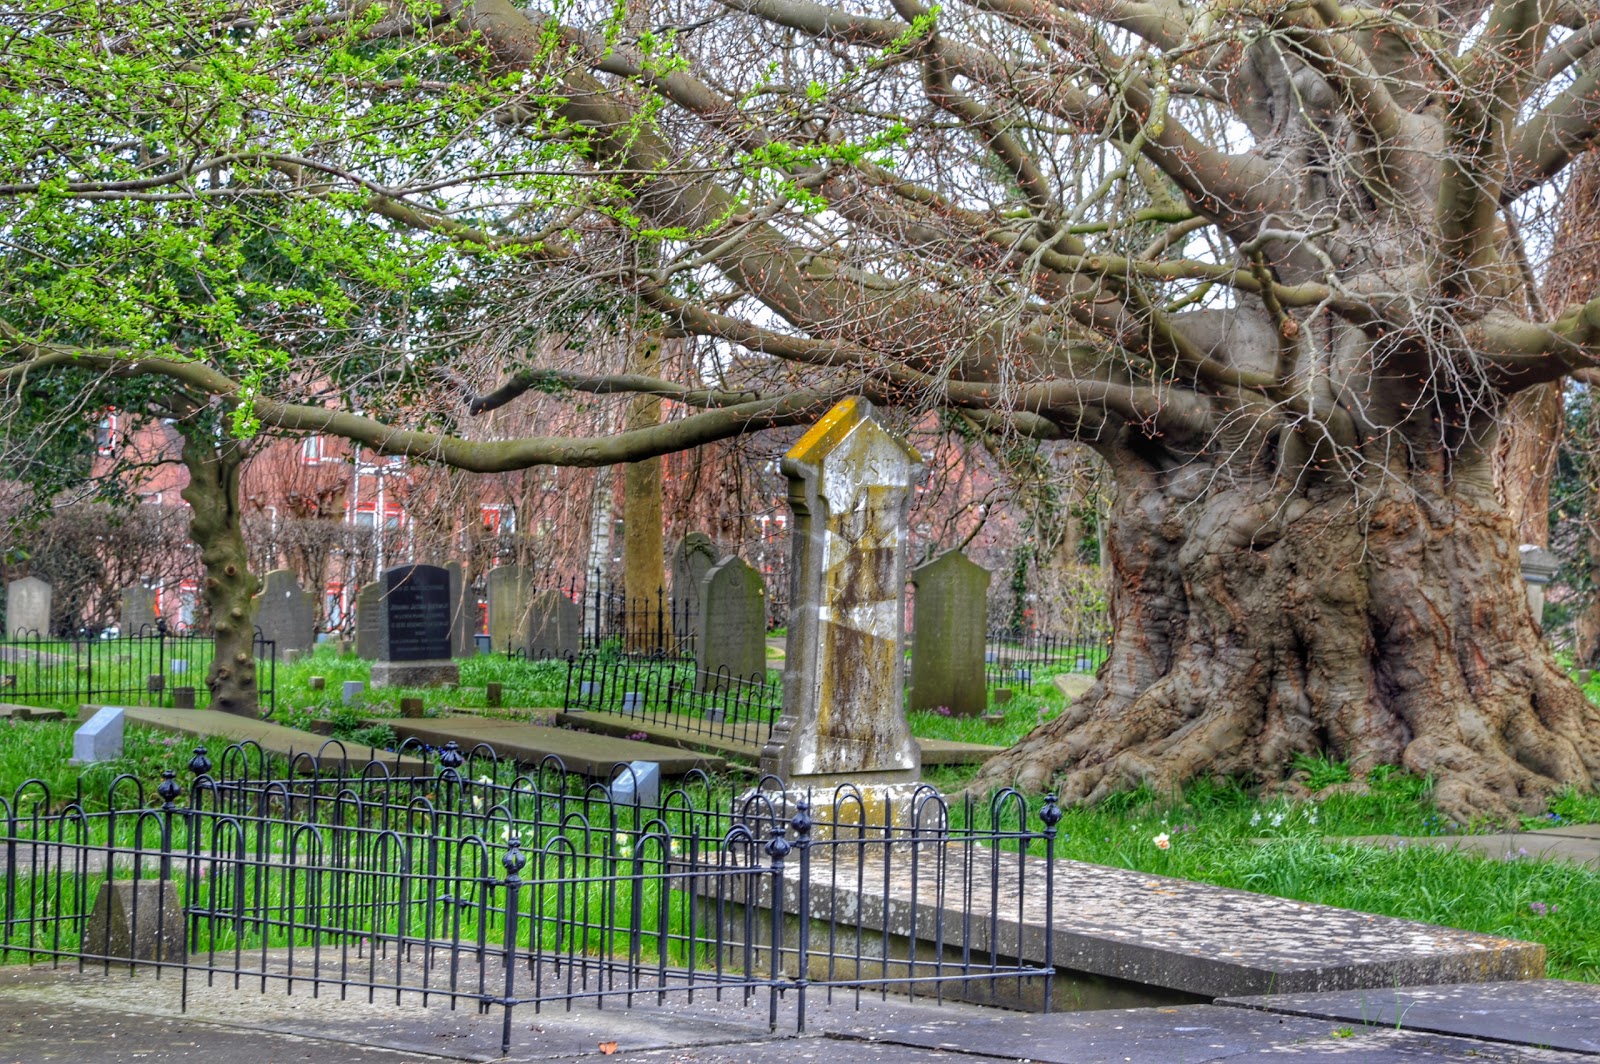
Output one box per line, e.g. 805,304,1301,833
562,652,782,745
984,626,1110,690
0,743,1061,1054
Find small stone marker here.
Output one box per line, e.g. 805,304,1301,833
309,675,326,691
400,697,425,718
609,761,660,807
526,589,580,660
696,556,767,690
371,564,460,688
120,585,157,634
909,550,991,717
255,569,314,654
486,563,531,653
169,658,187,675
342,680,364,706
994,688,1014,704
71,706,125,765
172,686,196,709
146,673,164,694
621,691,643,714
354,581,381,659
445,561,475,659
760,397,922,786
486,681,503,708
83,880,185,962
5,575,51,636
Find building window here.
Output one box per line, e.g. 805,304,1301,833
300,435,325,465
95,414,118,455
481,504,513,535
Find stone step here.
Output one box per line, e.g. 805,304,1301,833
557,711,1003,767
383,715,727,777
101,704,429,775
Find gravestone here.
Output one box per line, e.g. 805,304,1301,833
696,557,767,690
83,879,185,962
120,586,157,634
444,561,474,659
342,680,364,706
671,532,719,637
371,564,460,688
70,705,125,765
609,761,660,807
909,550,991,717
255,569,314,654
486,564,531,652
760,397,922,787
526,589,580,660
5,576,51,636
354,581,381,659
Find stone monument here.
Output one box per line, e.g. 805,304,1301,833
696,557,767,690
909,550,991,716
486,564,530,652
370,564,460,687
5,576,51,636
120,585,157,634
526,589,580,660
255,570,314,654
70,705,126,765
671,532,719,638
354,581,381,659
760,397,922,789
445,561,475,659
1519,544,1561,627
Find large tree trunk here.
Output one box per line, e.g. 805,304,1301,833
974,440,1600,825
622,333,664,653
180,430,261,718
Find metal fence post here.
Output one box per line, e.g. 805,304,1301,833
764,825,791,1032
789,799,812,1033
1038,793,1062,1015
500,836,526,1056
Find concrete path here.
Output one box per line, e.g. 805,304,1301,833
0,961,1593,1062
1339,823,1600,869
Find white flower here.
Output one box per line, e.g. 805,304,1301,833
1270,811,1285,827
477,774,494,785
1250,811,1262,826
1153,833,1170,850
471,795,483,811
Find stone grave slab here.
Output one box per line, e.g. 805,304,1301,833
371,564,459,687
70,705,125,764
909,550,990,716
5,576,51,636
254,569,314,654
1220,980,1600,1055
354,580,381,659
526,588,580,660
746,846,1541,1004
486,563,530,652
0,702,66,721
108,705,428,775
696,556,767,690
120,586,157,634
381,716,723,777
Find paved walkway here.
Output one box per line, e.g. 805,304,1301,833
0,961,1594,1062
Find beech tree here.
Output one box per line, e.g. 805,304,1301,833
6,0,1600,817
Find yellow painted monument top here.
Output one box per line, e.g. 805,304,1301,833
784,397,922,467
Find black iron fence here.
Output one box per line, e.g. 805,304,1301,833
0,627,277,715
563,652,782,745
984,626,1110,690
0,743,1061,1054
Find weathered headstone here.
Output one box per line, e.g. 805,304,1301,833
371,564,460,688
909,550,991,717
342,680,364,706
70,706,126,765
82,879,186,962
696,557,767,690
354,581,381,659
609,761,660,807
5,576,51,636
120,585,157,634
671,532,719,638
1520,544,1561,626
255,569,314,654
486,564,531,652
444,561,475,659
172,686,196,710
526,589,580,660
760,397,922,787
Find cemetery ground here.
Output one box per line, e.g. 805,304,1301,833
4,644,1600,986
